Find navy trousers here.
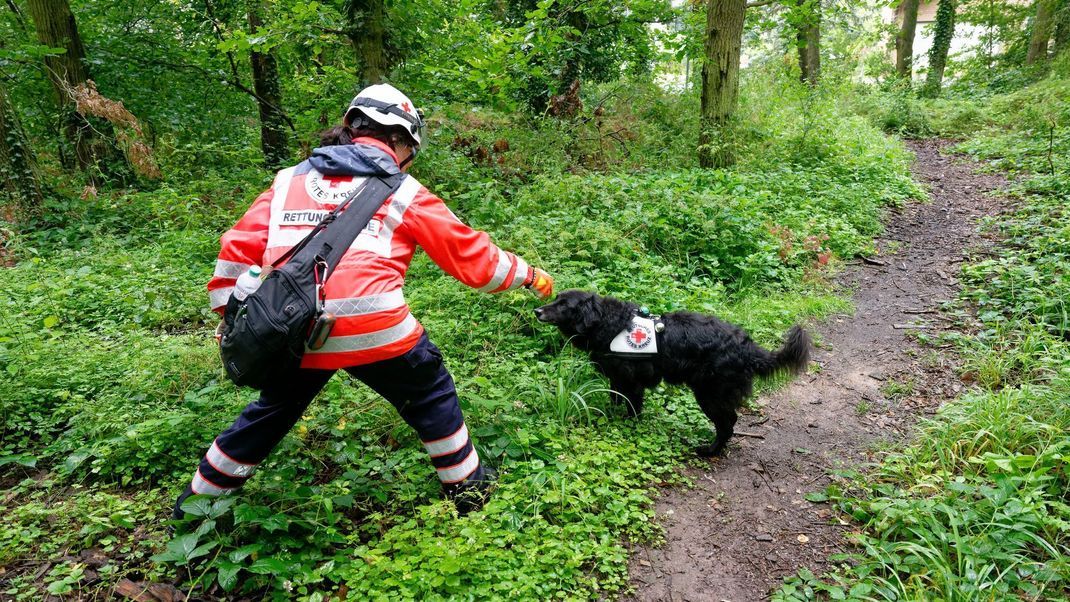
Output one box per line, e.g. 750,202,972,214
188,334,483,496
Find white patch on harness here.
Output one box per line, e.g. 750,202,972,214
610,316,658,355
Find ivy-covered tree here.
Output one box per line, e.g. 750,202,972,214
1056,0,1070,54
1027,0,1058,63
0,83,43,211
921,0,956,97
896,0,921,78
345,0,388,85
793,0,821,85
247,0,290,168
699,0,745,168
26,0,102,171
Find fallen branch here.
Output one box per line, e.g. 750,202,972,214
69,80,161,179
747,415,769,427
735,431,766,439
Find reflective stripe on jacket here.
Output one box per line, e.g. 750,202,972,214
207,137,532,369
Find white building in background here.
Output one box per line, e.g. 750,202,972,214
888,0,990,78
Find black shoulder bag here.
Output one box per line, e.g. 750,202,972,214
219,173,407,390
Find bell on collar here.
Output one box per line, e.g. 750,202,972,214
638,306,651,317
655,322,665,333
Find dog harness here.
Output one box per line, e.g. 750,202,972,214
606,308,664,358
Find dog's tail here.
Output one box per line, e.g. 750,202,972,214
754,325,812,378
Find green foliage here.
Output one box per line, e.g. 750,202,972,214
0,488,167,598
946,0,1039,93
962,182,1070,338
491,0,674,111
3,0,1065,596
954,76,1070,175
852,81,936,138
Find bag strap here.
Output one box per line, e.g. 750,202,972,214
270,173,407,272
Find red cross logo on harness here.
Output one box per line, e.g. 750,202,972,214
624,323,653,350
322,174,353,189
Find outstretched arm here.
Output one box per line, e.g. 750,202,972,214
405,189,553,299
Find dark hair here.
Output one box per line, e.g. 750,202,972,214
318,123,414,149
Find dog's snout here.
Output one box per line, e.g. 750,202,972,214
533,307,544,318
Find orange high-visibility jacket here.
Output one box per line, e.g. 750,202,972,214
207,137,534,369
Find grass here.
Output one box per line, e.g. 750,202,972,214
530,347,614,426
879,379,916,402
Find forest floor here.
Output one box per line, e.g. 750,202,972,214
624,139,1007,602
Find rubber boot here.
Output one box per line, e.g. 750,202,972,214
444,465,497,516
172,484,194,521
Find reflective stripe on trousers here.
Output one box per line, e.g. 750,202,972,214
192,469,237,495
436,448,480,484
184,333,481,496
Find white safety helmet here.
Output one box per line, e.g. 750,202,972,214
343,84,425,152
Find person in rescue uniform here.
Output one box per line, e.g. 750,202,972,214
173,84,554,519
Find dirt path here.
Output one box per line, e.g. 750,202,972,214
625,140,1005,602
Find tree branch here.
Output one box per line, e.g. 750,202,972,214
321,26,353,37
201,0,296,131
745,0,778,8
5,0,28,31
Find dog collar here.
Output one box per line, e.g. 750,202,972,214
607,313,664,357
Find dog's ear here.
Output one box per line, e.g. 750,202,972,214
573,295,602,336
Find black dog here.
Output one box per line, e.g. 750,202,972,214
534,290,812,456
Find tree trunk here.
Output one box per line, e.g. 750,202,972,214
0,83,44,212
922,0,956,97
896,0,920,78
795,0,821,85
1027,0,1057,63
699,0,745,169
26,0,93,168
247,2,290,169
347,0,387,85
559,7,587,93
1056,0,1070,55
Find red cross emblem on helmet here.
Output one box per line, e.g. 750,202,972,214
401,102,412,114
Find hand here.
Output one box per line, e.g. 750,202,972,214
526,267,554,300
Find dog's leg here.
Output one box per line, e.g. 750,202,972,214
705,405,737,457
622,388,645,417
609,380,645,417
694,391,738,457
